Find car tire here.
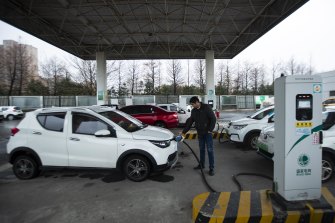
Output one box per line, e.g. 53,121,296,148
322,154,334,183
13,155,39,180
123,155,151,182
7,115,14,121
154,121,166,128
245,132,260,150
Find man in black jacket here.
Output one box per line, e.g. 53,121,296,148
182,96,217,176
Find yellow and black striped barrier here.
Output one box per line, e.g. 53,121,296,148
184,131,229,140
193,187,335,223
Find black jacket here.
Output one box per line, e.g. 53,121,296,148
182,103,217,136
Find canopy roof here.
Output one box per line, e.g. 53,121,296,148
1,0,308,60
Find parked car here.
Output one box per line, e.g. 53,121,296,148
257,110,335,182
0,106,24,120
157,103,190,126
323,97,335,108
6,106,178,182
224,105,274,149
120,105,179,128
100,104,119,109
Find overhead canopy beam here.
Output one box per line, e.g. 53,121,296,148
0,0,309,60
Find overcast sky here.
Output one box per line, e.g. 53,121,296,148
0,0,334,82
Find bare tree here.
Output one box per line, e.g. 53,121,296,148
249,65,265,94
216,61,225,94
224,61,233,95
270,61,281,84
144,60,158,94
194,59,206,94
241,61,252,95
41,57,68,95
167,60,183,95
232,62,242,94
71,58,96,95
127,61,140,95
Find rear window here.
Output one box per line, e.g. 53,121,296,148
37,112,66,132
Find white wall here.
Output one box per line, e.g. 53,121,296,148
316,71,335,100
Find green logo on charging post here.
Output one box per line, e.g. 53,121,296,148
298,154,310,167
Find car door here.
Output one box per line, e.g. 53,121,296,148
132,106,155,125
28,112,68,166
67,112,118,168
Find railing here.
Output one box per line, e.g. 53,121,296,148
0,95,273,110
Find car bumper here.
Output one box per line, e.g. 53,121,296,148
154,151,178,172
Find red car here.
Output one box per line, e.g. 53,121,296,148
120,105,179,128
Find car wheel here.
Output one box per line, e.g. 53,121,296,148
7,115,14,121
123,155,151,182
245,132,260,150
322,154,334,183
154,121,166,128
13,156,39,180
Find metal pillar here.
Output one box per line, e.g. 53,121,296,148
205,50,216,109
96,52,107,105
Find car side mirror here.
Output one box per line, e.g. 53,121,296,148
268,117,275,123
95,129,115,137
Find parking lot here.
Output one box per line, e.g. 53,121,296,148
0,113,334,223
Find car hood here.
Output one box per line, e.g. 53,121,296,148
132,125,174,140
231,118,258,125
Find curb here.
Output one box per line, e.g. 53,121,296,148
193,187,335,223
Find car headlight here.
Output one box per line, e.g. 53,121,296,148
233,124,247,130
149,140,171,148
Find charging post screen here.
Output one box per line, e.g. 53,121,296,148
296,94,313,121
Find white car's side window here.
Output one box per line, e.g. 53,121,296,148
37,113,66,132
72,113,108,135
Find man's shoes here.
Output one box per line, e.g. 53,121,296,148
193,164,203,170
209,169,215,176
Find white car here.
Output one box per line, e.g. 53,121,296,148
224,105,274,149
7,106,178,182
157,103,191,125
257,110,335,182
0,106,24,120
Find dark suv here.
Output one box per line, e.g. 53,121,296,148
120,105,179,128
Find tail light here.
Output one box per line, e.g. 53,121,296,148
11,128,20,136
215,111,220,118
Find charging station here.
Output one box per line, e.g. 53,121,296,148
274,75,323,201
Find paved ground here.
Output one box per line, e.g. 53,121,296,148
0,112,333,223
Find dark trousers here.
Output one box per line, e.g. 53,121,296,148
198,133,214,169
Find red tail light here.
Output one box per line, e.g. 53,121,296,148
11,128,20,136
215,111,220,118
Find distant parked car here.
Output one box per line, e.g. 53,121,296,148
120,105,179,128
323,97,335,108
100,104,119,109
0,106,24,120
157,103,190,126
7,106,178,181
224,105,274,149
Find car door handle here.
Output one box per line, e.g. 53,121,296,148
69,137,80,141
32,131,42,135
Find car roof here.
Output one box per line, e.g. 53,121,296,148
34,106,115,114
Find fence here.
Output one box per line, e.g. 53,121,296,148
0,95,273,110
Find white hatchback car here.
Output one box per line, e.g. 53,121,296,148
157,103,191,125
7,106,178,181
224,105,274,149
257,110,335,182
0,106,24,120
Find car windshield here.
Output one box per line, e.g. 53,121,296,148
323,111,335,130
250,106,274,120
98,110,146,132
